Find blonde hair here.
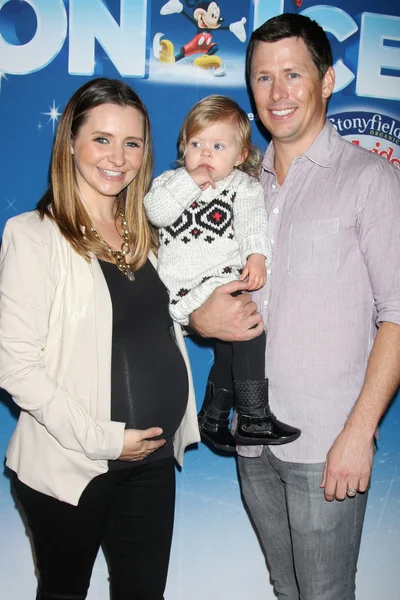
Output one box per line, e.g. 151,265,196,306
37,78,157,269
177,95,261,178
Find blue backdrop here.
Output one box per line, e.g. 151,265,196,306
0,1,399,598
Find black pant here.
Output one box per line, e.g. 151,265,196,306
13,457,176,600
209,331,266,394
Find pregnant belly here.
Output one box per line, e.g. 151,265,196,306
111,339,189,440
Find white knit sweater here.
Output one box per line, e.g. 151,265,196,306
144,168,271,325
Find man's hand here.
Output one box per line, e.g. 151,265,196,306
321,322,400,501
320,427,374,501
189,280,263,341
188,165,215,191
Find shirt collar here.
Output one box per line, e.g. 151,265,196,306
262,120,340,174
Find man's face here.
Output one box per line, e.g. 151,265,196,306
250,37,334,153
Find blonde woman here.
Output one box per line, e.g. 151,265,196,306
0,78,199,600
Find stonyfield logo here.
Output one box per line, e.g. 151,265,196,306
328,111,400,169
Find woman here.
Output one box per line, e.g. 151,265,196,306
0,78,200,600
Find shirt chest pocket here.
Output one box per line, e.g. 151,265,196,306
288,218,339,278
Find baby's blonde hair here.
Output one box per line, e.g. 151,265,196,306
177,95,262,178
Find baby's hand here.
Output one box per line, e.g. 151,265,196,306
240,254,267,291
188,166,216,191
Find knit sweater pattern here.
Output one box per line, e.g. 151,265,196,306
144,168,271,325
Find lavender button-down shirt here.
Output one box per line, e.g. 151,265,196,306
237,121,400,463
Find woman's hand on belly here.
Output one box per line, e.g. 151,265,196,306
118,427,166,462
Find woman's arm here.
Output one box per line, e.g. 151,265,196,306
0,217,127,461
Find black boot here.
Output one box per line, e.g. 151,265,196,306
197,381,236,453
234,379,301,445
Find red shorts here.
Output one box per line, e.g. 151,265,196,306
181,33,216,57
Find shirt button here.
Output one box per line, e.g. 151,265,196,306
264,299,269,306
270,238,275,245
273,207,279,214
272,183,277,190
267,269,272,275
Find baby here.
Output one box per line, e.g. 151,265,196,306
145,95,300,451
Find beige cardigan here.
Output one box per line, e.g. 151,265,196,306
0,212,200,506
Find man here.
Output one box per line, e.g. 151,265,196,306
191,13,400,600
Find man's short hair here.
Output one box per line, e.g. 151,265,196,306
246,13,333,82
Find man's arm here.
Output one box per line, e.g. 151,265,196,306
189,280,264,341
321,321,400,501
322,158,400,501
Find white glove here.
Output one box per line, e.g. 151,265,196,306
160,0,183,15
229,17,247,43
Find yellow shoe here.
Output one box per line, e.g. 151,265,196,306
193,54,221,70
159,39,175,64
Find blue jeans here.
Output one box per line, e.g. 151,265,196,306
238,447,368,600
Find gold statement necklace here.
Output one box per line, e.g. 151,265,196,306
91,209,135,281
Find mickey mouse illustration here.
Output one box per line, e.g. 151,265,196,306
153,0,247,76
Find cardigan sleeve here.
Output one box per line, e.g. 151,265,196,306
144,168,202,227
232,172,272,266
0,217,125,461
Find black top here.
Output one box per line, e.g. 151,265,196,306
99,258,188,470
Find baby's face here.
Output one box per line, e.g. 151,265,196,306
185,120,246,182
